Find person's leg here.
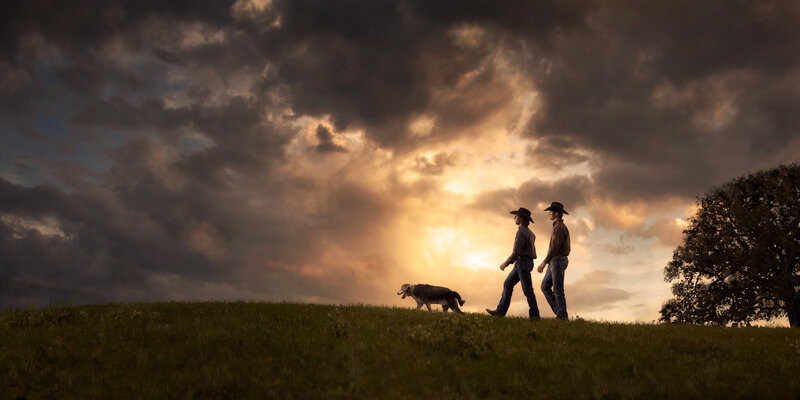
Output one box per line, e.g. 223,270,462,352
495,266,520,316
540,265,557,315
516,259,540,319
551,256,569,319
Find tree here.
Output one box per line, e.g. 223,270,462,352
660,164,800,327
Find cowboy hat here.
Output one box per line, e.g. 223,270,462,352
544,202,569,215
510,207,534,223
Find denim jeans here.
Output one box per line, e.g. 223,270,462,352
541,255,568,319
495,258,540,319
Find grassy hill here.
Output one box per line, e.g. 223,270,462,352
2,302,799,399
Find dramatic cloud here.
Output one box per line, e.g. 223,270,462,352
414,152,459,176
1,1,798,325
311,125,347,154
566,270,631,313
520,0,800,200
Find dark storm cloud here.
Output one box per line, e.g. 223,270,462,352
0,0,236,54
67,97,190,136
469,175,591,220
254,0,800,199
468,187,519,217
14,124,75,154
518,175,591,212
1,94,393,307
253,0,591,151
521,0,800,200
0,61,45,119
413,152,458,176
0,0,241,119
0,178,196,306
0,0,351,306
1,130,393,307
311,125,347,154
256,0,433,145
151,47,188,67
52,59,145,101
45,160,96,189
526,137,589,170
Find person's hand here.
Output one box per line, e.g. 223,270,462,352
536,261,546,273
499,262,507,271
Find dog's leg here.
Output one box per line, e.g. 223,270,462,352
442,305,449,312
416,301,423,311
425,303,432,312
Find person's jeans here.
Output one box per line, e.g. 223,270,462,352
495,258,540,319
541,255,568,319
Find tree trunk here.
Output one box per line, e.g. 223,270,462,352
785,290,800,328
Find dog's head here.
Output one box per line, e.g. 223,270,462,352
397,284,411,299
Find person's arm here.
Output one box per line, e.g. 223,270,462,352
537,233,557,273
541,224,567,266
501,230,525,270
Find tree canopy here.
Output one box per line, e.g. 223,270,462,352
660,164,800,327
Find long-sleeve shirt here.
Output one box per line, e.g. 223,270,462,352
504,225,536,265
543,219,570,264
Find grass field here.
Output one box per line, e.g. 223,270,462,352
2,302,799,399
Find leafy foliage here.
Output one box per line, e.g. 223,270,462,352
661,164,800,326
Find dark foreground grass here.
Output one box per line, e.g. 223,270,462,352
1,303,799,399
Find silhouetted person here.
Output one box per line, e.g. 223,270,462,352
486,207,540,320
537,202,571,320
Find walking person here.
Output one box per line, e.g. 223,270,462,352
537,202,571,320
486,207,541,320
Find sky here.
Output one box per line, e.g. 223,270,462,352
2,0,800,323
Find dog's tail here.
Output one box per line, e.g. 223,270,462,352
454,292,465,306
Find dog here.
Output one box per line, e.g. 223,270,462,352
397,283,465,313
